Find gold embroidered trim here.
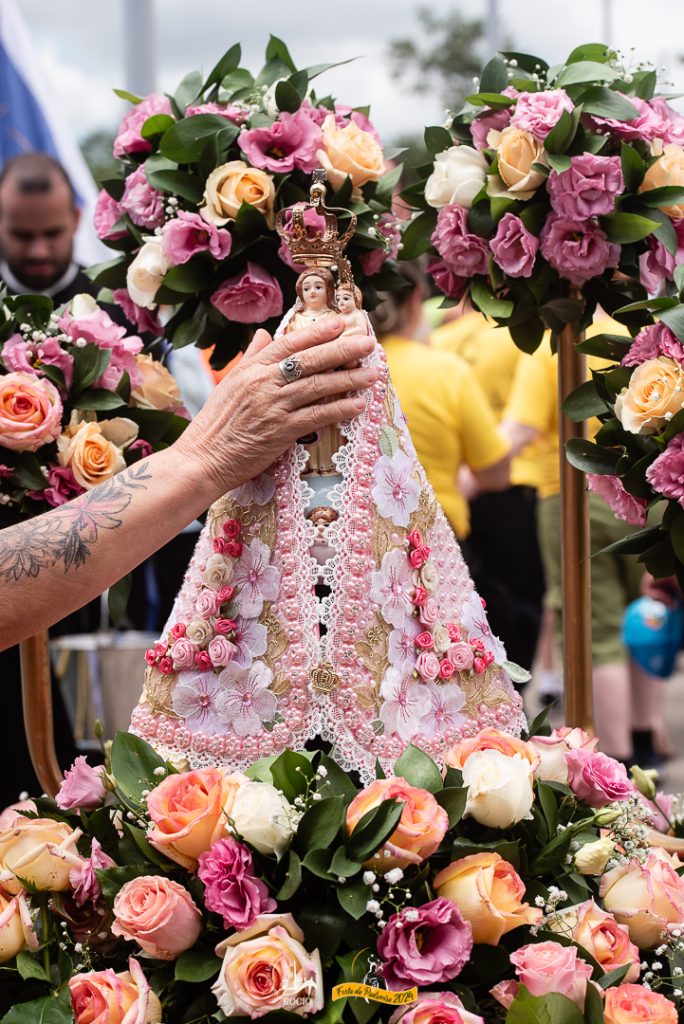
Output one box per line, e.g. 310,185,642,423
143,666,180,718
354,616,391,683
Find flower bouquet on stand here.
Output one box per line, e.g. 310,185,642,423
1,727,684,1024
92,36,403,368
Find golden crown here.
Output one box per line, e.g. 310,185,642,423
275,170,356,285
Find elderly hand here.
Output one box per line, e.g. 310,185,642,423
174,316,379,500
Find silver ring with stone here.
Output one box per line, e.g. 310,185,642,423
278,356,303,384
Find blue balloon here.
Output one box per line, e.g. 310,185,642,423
622,597,683,679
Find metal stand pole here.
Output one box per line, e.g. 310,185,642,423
20,632,62,797
558,319,595,733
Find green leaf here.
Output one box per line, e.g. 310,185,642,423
175,947,221,983
584,981,606,1024
159,113,239,162
479,56,509,93
11,454,48,491
141,113,176,140
658,305,684,343
107,572,132,625
546,152,572,173
123,822,175,868
579,86,639,121
614,296,677,314
543,107,582,154
675,264,684,296
336,876,371,920
164,260,214,294
631,69,658,100
72,344,112,393
510,315,546,354
567,43,613,64
536,781,559,839
113,87,144,104
203,43,242,91
466,92,516,108
596,963,633,990
110,730,167,806
375,163,403,205
561,379,608,421
329,847,362,878
638,185,684,208
85,255,130,289
670,513,684,566
378,425,399,457
316,753,358,799
275,79,301,114
400,209,437,260
393,744,443,793
172,305,208,349
270,749,315,801
2,991,73,1024
504,659,532,683
174,70,203,113
73,387,126,411
296,796,346,852
96,864,154,901
554,60,621,86
539,297,584,332
145,167,204,203
15,951,50,983
276,848,302,900
601,211,659,243
524,703,553,738
576,331,633,359
620,142,646,191
424,125,452,156
470,277,513,318
347,798,404,862
600,524,665,556
265,34,297,72
565,438,621,475
435,786,468,827
529,825,574,874
301,847,336,881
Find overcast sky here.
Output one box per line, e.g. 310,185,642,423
16,0,684,145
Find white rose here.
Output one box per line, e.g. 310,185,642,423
574,837,615,876
530,735,570,784
228,782,295,857
425,145,488,209
126,238,168,310
461,750,534,829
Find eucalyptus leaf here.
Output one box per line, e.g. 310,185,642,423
159,114,239,163
400,210,437,260
203,43,241,91
435,786,468,827
296,796,346,852
479,56,509,93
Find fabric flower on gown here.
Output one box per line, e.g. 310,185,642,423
232,473,276,507
232,538,280,618
461,591,506,663
379,668,432,740
370,549,416,628
216,662,278,735
425,682,466,738
387,618,422,674
372,451,421,527
231,616,268,671
172,672,224,733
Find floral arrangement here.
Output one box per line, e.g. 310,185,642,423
92,37,402,369
404,42,684,349
2,726,684,1024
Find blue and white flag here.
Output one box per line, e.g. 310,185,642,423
0,0,106,265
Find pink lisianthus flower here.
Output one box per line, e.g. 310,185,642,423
211,263,283,324
55,756,106,811
587,474,648,526
128,438,154,460
113,93,173,158
590,94,671,142
547,154,624,219
43,465,85,507
69,838,115,907
111,288,164,337
197,837,276,929
185,101,249,124
649,97,684,145
510,88,574,139
2,332,74,390
119,166,165,230
639,237,677,295
622,321,684,368
489,213,539,278
377,898,473,989
540,213,620,285
162,210,232,266
93,189,126,241
239,109,322,174
566,748,633,807
427,257,467,299
645,434,684,503
431,204,489,277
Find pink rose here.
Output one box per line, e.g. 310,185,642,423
511,88,574,139
69,838,115,907
111,289,164,337
208,635,236,668
547,154,624,219
0,799,36,830
196,590,220,619
531,726,598,783
0,372,62,451
112,875,201,960
93,189,126,241
239,109,322,174
427,257,468,300
566,749,633,807
119,166,165,230
170,637,197,671
509,940,593,1008
587,474,648,526
489,212,539,278
43,465,84,507
416,651,441,681
213,536,228,554
59,297,143,389
412,586,429,607
158,657,173,675
170,622,186,639
446,623,461,642
347,778,448,871
56,757,106,812
198,837,275,929
650,97,684,145
185,101,249,124
419,598,439,627
377,898,473,990
415,631,434,650
161,210,232,266
600,848,684,948
449,642,474,672
438,658,455,680
211,263,283,324
431,205,489,277
113,93,173,158
571,900,640,982
69,957,162,1024
540,213,620,285
622,321,684,368
389,992,484,1024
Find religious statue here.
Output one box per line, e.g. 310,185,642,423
337,284,368,335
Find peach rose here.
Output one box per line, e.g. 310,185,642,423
317,114,385,189
213,913,323,1018
346,778,449,872
433,852,542,944
112,875,202,960
0,372,62,452
0,885,36,962
0,817,82,893
639,143,684,219
615,356,684,435
530,726,598,784
445,727,540,773
146,767,246,870
487,126,547,200
569,900,640,982
604,983,677,1024
201,160,275,227
57,417,139,489
69,957,162,1024
599,848,684,948
130,353,183,412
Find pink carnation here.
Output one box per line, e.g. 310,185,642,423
162,211,232,266
547,154,624,219
489,213,538,278
93,189,126,241
587,473,648,526
112,289,164,337
510,88,574,139
69,838,115,907
113,93,172,158
565,748,633,807
427,257,467,299
211,262,283,324
621,321,684,367
55,756,106,811
431,204,489,278
645,434,684,504
185,101,249,124
238,108,322,174
119,166,165,230
590,94,671,142
540,213,619,285
197,837,276,929
377,898,473,990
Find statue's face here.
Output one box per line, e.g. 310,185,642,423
301,274,328,310
336,289,355,313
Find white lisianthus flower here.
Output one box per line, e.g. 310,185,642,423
461,750,534,828
126,237,168,309
228,781,295,857
425,145,488,209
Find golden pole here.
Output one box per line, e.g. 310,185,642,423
557,317,594,733
19,632,63,797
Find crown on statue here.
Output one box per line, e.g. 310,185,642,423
276,170,357,282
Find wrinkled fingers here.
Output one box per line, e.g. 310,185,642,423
281,365,379,409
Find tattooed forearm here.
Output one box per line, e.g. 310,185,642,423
0,462,152,585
